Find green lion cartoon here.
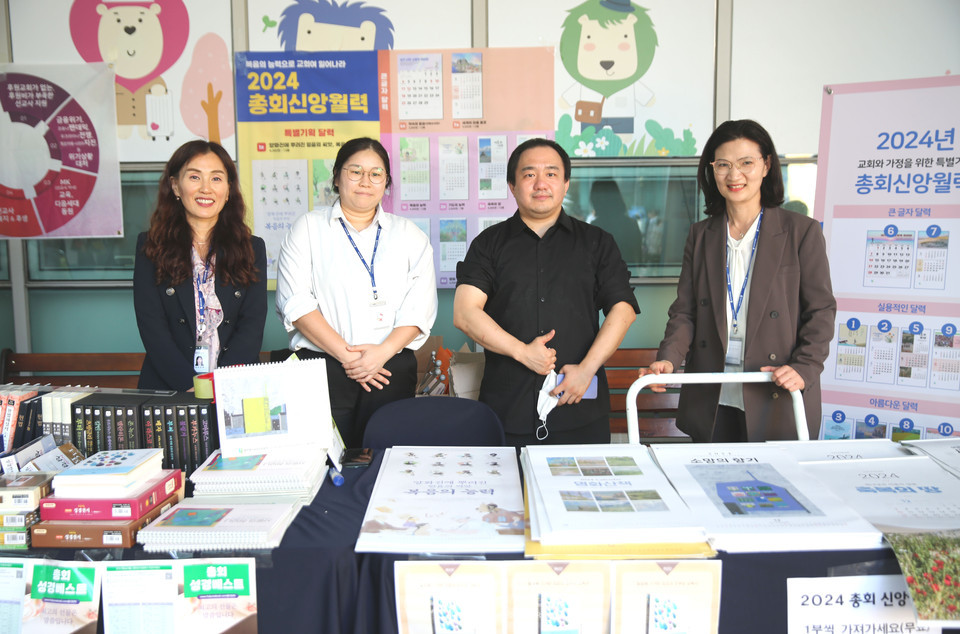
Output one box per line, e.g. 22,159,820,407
558,0,658,142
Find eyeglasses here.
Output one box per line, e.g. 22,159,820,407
344,165,387,184
710,157,764,176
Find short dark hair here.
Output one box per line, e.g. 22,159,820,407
332,137,392,193
697,119,784,216
506,138,571,185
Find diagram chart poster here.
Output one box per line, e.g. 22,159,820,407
235,51,380,277
814,75,960,441
0,63,122,239
378,47,556,288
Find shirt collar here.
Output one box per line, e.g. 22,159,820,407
331,199,386,232
507,208,572,238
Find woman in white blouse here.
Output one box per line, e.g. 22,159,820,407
276,137,438,447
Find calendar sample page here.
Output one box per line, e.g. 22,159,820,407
835,323,868,381
930,330,960,391
897,327,931,388
863,229,914,288
451,53,483,120
865,325,899,384
398,137,431,201
438,136,469,200
477,135,508,200
397,54,443,121
914,231,949,290
438,218,467,272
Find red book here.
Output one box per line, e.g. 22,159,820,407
38,469,182,522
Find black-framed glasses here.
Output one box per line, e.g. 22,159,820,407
344,165,387,184
710,157,763,176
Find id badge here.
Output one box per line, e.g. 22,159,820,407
725,337,743,366
194,345,210,373
369,299,390,330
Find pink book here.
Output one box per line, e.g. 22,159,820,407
39,469,182,521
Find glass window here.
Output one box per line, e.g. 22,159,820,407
565,158,817,280
567,159,701,278
0,240,8,282
26,170,160,281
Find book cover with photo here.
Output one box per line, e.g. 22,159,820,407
213,358,331,458
356,446,525,554
650,443,882,553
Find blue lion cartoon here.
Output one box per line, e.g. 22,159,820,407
277,0,394,51
558,0,657,141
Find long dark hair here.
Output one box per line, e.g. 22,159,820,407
143,140,258,286
697,119,785,217
331,137,393,193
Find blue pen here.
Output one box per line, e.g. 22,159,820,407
328,464,344,487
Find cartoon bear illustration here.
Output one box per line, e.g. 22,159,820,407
70,0,189,140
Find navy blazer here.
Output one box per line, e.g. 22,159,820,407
133,232,268,391
657,207,836,442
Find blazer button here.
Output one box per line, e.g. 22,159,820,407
770,311,779,318
234,290,242,298
165,287,175,296
768,353,777,360
699,299,708,306
772,392,779,400
699,340,707,348
178,318,186,324
221,346,228,353
224,319,231,325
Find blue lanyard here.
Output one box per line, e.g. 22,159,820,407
725,208,763,331
196,260,211,338
338,217,381,300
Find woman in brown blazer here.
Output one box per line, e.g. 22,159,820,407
641,120,836,442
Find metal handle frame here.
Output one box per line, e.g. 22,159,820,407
625,371,808,444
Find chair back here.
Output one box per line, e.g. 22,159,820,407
362,397,505,449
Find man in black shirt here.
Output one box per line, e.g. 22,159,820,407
454,138,639,446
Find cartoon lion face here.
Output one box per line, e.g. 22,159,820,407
295,13,377,51
576,13,639,81
559,0,658,99
96,2,164,80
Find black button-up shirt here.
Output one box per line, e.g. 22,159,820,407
456,210,640,435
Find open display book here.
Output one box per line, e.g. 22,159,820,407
649,442,884,553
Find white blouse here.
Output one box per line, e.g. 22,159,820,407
275,201,438,354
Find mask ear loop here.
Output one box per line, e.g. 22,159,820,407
536,420,549,441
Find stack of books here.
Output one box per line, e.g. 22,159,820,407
521,444,713,559
136,498,302,552
0,471,53,550
31,448,183,548
189,449,327,500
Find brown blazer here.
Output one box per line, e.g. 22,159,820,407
657,206,836,442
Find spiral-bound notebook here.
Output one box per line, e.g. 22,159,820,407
213,358,331,458
136,498,302,552
189,449,327,498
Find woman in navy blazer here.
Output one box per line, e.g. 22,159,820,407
134,141,267,391
641,120,836,442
